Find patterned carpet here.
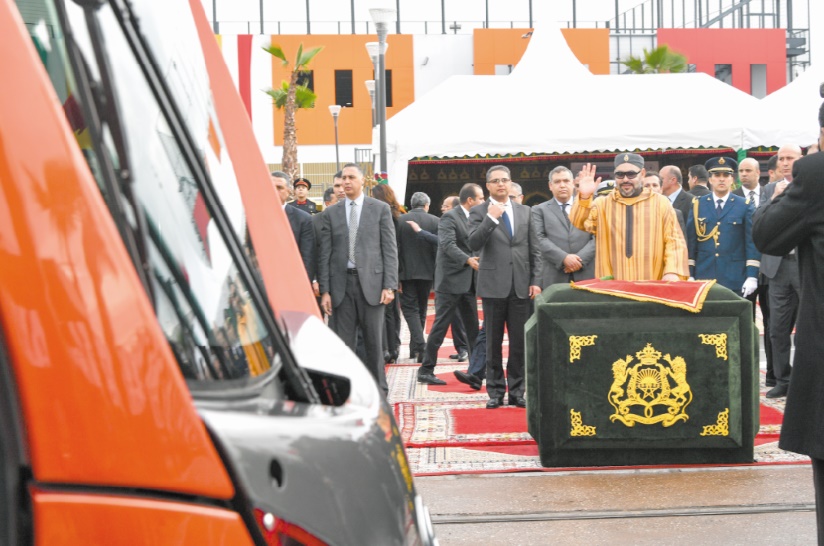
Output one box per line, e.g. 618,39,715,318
390,298,809,476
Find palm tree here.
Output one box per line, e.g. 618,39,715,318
263,43,323,180
622,45,687,74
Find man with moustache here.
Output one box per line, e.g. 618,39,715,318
733,157,773,385
531,166,595,286
754,144,803,399
571,153,688,281
468,166,542,409
686,157,760,297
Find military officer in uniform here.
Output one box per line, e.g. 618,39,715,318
686,157,760,296
288,177,319,215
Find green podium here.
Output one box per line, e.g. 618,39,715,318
525,284,759,467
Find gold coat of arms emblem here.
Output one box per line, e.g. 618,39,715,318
608,343,693,427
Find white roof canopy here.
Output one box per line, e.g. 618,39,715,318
384,25,821,199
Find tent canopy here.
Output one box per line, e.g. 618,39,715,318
385,25,820,199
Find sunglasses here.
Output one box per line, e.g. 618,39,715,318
614,171,642,180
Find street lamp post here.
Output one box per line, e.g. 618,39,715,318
328,104,341,171
369,7,394,174
364,80,376,127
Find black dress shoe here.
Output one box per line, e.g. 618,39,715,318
766,384,788,399
449,350,468,362
453,370,482,390
486,398,504,409
765,378,776,387
417,373,447,386
509,395,527,408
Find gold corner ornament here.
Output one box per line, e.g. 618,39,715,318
570,409,597,437
608,343,693,428
700,408,730,436
569,335,597,363
698,333,728,360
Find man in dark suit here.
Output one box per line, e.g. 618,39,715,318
686,157,760,295
468,165,542,409
752,105,824,538
318,163,398,394
733,158,773,385
396,192,439,361
661,165,695,221
271,171,315,282
416,184,484,386
688,164,711,196
755,144,803,399
645,171,686,236
531,166,595,287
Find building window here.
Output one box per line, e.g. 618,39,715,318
297,70,314,91
750,64,767,98
334,69,353,107
714,64,732,86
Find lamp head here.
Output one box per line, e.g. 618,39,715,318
364,80,375,93
369,7,396,26
328,104,342,117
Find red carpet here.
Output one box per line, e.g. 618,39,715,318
390,296,807,476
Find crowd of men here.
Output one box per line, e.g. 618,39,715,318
271,102,824,540
271,147,810,403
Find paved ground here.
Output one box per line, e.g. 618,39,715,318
412,324,815,544
417,466,816,545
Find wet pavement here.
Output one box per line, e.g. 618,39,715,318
417,466,816,544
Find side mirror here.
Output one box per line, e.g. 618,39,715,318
305,369,351,407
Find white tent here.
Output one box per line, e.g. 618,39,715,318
384,24,788,200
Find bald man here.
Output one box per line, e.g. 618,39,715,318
733,157,772,385
754,144,803,398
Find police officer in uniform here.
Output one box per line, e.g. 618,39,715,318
288,177,319,215
686,157,760,296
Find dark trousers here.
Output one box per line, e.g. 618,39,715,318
813,458,824,545
450,314,468,353
333,273,388,394
482,293,530,399
419,291,479,374
400,279,432,356
467,323,486,379
768,258,800,387
383,296,401,358
746,280,773,380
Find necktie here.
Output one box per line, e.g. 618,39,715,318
716,199,723,214
501,210,513,239
348,201,358,264
561,203,570,225
748,190,756,207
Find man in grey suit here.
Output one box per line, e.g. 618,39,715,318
531,166,595,287
397,192,439,361
755,144,803,399
318,163,398,393
661,165,695,222
416,184,485,385
468,165,543,409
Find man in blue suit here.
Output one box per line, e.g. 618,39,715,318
686,157,760,296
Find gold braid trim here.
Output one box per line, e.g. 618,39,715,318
693,197,719,244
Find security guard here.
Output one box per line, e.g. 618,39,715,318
288,177,319,215
686,156,760,296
